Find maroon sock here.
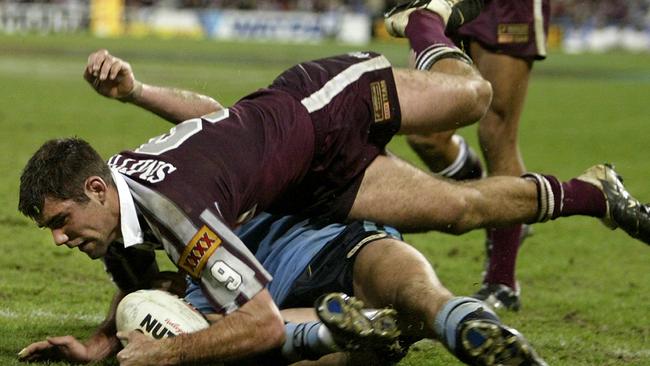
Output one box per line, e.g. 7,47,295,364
404,10,456,54
483,225,522,289
523,173,607,221
560,178,607,217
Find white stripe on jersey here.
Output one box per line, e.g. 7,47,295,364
123,176,194,262
533,0,547,57
122,176,271,314
200,209,271,282
300,55,392,113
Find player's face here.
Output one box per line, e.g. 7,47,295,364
39,195,119,259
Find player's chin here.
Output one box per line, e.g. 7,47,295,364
80,240,108,259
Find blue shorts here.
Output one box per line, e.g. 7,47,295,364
185,212,401,313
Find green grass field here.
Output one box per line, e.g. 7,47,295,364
0,33,649,365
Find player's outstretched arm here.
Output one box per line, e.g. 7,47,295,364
17,290,125,363
17,336,92,363
84,49,222,124
116,289,285,366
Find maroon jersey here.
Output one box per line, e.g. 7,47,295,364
110,92,314,228
455,0,551,60
108,51,401,313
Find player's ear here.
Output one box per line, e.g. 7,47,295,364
85,176,108,202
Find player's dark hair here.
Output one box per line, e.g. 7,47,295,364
18,137,114,220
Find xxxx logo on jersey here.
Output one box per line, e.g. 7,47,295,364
179,225,222,278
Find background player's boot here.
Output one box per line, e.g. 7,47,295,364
472,283,521,312
316,293,402,355
474,225,532,312
576,164,650,244
385,0,484,37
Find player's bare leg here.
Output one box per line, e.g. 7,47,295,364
349,154,538,234
386,0,493,135
407,130,456,171
469,42,534,311
351,237,547,365
352,237,453,336
471,43,530,178
352,154,650,246
407,131,484,180
392,67,491,135
404,46,486,180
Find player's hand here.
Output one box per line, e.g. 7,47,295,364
117,331,173,366
17,336,92,363
84,49,140,101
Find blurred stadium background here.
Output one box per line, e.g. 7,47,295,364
2,0,650,52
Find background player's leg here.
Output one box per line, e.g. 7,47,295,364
472,43,531,178
470,41,534,309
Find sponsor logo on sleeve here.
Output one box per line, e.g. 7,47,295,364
370,80,391,122
179,225,222,278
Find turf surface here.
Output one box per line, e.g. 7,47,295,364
0,33,648,365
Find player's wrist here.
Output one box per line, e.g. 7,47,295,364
158,336,185,365
118,80,143,103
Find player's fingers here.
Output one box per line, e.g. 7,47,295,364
116,349,131,365
130,330,146,340
117,330,144,342
17,346,33,360
87,48,108,64
82,67,103,90
17,351,41,362
109,58,128,80
88,49,109,76
116,331,126,340
98,56,118,81
17,341,51,360
83,60,98,83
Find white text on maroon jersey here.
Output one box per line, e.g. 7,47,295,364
109,154,177,183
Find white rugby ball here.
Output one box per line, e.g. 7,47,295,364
116,289,209,346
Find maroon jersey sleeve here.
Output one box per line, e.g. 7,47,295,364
113,174,273,314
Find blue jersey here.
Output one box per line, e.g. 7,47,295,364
185,212,401,312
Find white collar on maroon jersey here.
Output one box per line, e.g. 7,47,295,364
110,168,144,247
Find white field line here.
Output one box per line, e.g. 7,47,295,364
0,58,79,80
0,308,104,323
609,348,650,358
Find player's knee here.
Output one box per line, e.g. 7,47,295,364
467,79,493,122
439,192,479,235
